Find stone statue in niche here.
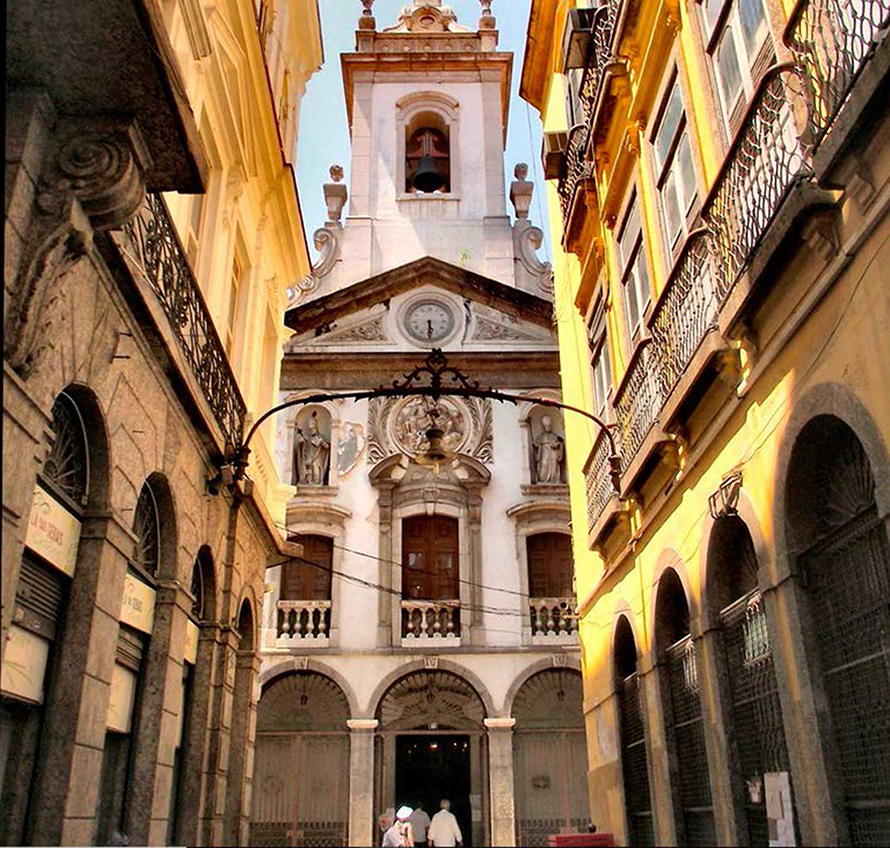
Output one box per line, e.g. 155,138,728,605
533,415,565,484
293,411,331,485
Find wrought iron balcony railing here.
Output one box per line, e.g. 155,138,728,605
123,193,247,452
585,428,616,533
558,123,593,222
786,0,890,148
582,0,887,536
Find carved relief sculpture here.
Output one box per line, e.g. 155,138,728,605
533,415,565,484
293,411,331,485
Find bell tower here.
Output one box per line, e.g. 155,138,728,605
294,0,552,298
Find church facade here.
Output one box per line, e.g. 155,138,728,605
255,3,589,847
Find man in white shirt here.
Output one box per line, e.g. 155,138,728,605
409,802,432,846
427,799,462,847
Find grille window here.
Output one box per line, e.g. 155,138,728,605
132,482,160,578
43,392,89,507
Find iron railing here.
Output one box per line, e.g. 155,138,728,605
558,123,592,222
648,230,720,402
614,342,663,471
705,65,814,304
585,428,616,533
786,0,890,147
124,192,247,451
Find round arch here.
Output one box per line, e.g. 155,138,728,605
257,670,351,733
259,658,359,719
191,544,217,622
365,659,495,719
502,655,582,717
511,667,584,728
647,551,695,662
141,471,178,581
236,594,256,651
652,565,692,658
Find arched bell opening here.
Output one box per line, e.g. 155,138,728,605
405,110,451,194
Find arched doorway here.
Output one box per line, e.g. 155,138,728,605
655,568,715,846
707,516,794,845
375,670,487,846
785,415,890,845
251,672,351,846
614,617,653,846
512,669,588,847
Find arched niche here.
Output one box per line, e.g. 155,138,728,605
370,454,490,647
291,404,333,488
518,394,568,491
258,671,351,733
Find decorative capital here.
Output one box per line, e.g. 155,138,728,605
484,717,516,731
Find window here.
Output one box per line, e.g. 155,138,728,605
564,67,586,127
652,77,699,253
402,515,459,601
282,535,333,601
225,251,244,360
702,0,773,135
616,192,652,345
588,297,613,418
527,533,574,599
185,193,204,269
132,482,160,578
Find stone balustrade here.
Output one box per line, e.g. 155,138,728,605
401,600,461,639
277,600,331,641
530,598,577,638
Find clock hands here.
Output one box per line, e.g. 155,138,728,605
427,319,434,339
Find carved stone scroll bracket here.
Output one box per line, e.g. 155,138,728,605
4,118,150,379
291,224,343,301
514,219,554,296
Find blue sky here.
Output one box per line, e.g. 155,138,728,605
295,0,553,262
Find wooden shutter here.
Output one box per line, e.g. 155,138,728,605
283,536,333,601
403,516,459,600
527,534,573,598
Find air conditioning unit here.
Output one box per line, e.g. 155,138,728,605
562,8,596,71
541,131,569,181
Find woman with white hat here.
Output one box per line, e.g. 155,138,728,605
382,805,415,847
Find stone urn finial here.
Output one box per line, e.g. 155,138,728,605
359,0,376,30
479,0,496,29
330,164,344,183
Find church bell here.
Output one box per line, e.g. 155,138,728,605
412,154,445,193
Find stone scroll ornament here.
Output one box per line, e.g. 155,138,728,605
4,120,148,379
510,163,554,295
368,395,492,465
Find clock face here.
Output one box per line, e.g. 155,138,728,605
404,300,456,343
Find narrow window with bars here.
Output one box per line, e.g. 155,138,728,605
588,296,613,419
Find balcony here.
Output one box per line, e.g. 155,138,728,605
401,600,461,643
276,600,332,643
530,598,578,644
582,0,889,534
119,192,246,453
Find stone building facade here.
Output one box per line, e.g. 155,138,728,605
523,0,890,846
255,3,589,847
2,1,321,845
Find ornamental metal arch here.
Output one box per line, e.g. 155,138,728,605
222,348,622,497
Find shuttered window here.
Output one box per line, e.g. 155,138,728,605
282,535,333,601
402,516,459,600
527,533,574,599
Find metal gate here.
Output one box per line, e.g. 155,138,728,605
721,589,794,845
804,507,890,846
619,673,654,846
666,636,716,846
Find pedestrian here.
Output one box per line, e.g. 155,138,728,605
380,812,398,847
427,799,462,847
409,801,431,846
391,804,415,847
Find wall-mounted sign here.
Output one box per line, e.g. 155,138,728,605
25,483,81,577
107,663,137,733
0,625,49,703
184,619,199,665
120,573,156,635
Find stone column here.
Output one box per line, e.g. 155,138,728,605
28,512,134,847
347,719,379,847
484,717,517,847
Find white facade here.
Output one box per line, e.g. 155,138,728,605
256,4,586,847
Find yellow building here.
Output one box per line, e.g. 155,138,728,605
522,0,889,845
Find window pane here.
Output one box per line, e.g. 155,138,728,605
618,199,641,268
739,0,767,56
677,134,696,213
634,251,651,318
654,83,683,171
716,29,743,116
624,267,642,336
663,172,683,246
702,0,724,36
